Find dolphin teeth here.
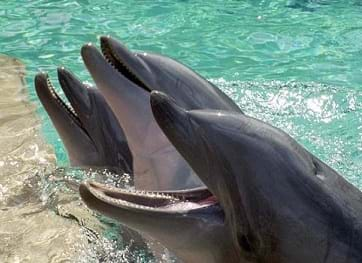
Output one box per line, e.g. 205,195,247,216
86,182,217,213
100,42,149,91
45,75,81,125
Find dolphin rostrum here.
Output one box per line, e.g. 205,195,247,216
80,91,362,263
81,36,242,190
35,68,132,174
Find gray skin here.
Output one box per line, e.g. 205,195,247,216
35,68,132,175
149,92,362,262
80,91,362,263
81,36,242,190
79,182,241,263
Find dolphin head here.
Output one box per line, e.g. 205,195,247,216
98,35,241,111
150,91,362,262
79,182,240,263
79,37,242,191
81,42,203,190
35,68,132,174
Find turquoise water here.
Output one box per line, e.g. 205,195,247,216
1,0,362,261
3,0,361,181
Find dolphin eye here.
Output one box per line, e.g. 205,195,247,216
237,233,252,252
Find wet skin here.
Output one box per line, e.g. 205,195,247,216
81,36,242,190
81,91,362,263
35,68,132,175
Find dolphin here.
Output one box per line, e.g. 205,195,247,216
35,68,132,174
80,91,362,263
98,36,240,112
79,182,239,263
81,36,242,190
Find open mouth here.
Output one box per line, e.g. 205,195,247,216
46,75,80,123
82,181,218,213
41,74,91,137
100,38,151,92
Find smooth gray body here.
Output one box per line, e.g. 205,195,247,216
150,91,362,263
81,36,242,190
35,68,132,174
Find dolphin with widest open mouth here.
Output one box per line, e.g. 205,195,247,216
35,68,133,175
80,91,362,263
81,36,242,190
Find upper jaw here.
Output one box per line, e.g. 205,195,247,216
81,43,138,94
99,36,152,92
150,91,217,188
35,71,92,142
57,67,91,117
35,72,82,127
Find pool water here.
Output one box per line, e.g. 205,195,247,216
1,0,362,262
